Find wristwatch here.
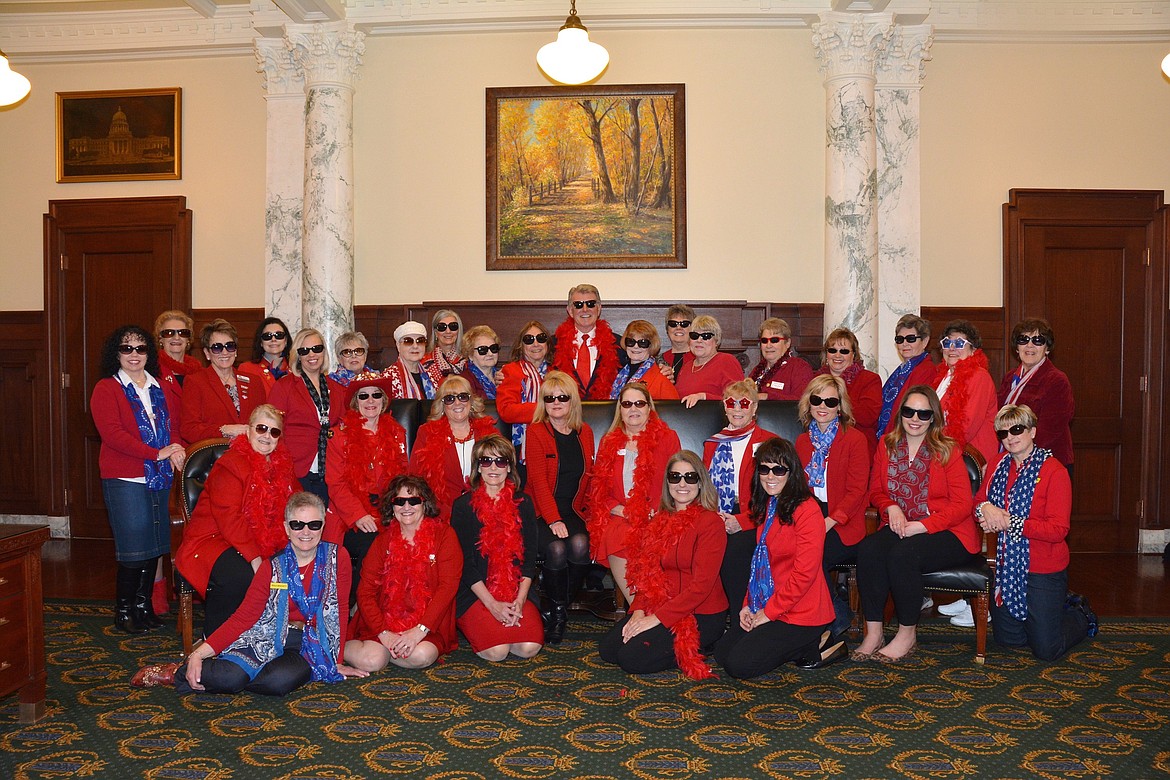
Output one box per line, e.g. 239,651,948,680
416,624,430,636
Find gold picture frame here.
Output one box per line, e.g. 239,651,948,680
56,87,182,183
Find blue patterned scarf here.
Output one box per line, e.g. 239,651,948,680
510,360,548,462
467,362,498,400
705,426,755,514
609,360,655,399
280,543,343,683
804,417,838,490
120,377,173,491
747,496,779,613
328,366,371,387
877,351,929,436
988,448,1050,621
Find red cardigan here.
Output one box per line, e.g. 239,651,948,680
869,443,980,554
91,376,179,480
879,357,937,436
495,360,541,424
997,359,1075,467
180,365,264,445
675,352,744,400
323,414,409,543
629,508,729,626
976,454,1072,574
820,366,883,458
524,421,595,524
267,373,345,477
701,425,777,531
795,424,871,546
753,498,835,626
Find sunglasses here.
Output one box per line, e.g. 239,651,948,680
894,334,922,344
442,392,472,405
434,322,458,332
619,399,649,409
474,344,501,356
690,332,716,341
117,344,149,355
543,394,571,404
666,471,701,484
391,496,423,507
757,464,790,477
571,300,599,309
339,347,367,358
1015,335,1047,347
478,456,510,468
260,331,287,341
759,336,786,345
809,394,840,408
996,424,1030,440
399,336,426,346
521,333,549,345
254,423,282,438
666,320,692,329
826,347,852,355
208,341,238,354
356,391,384,401
724,398,752,409
624,337,651,349
287,519,324,531
900,406,934,421
940,337,969,350
159,328,191,339
296,344,324,356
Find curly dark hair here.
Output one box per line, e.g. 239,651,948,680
748,436,813,527
379,474,440,526
250,316,292,363
99,325,161,379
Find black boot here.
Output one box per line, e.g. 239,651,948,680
567,562,590,612
134,558,163,630
543,566,569,645
114,565,147,635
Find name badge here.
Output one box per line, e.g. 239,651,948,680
769,380,785,390
617,448,627,456
270,582,288,591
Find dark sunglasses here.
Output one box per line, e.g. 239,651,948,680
757,464,790,477
894,334,922,344
666,320,691,329
287,519,324,531
474,344,500,355
543,394,571,404
391,496,423,507
478,456,510,468
826,347,852,355
571,300,599,309
339,347,367,357
759,336,786,345
356,391,384,401
442,392,472,405
117,344,149,355
260,331,287,341
690,331,716,341
399,336,426,346
624,337,651,349
253,423,282,438
666,471,701,484
434,322,458,332
724,398,752,409
996,424,1030,440
1015,335,1047,347
809,394,840,408
159,328,191,339
296,344,324,356
208,341,238,354
900,406,934,421
521,333,549,345
619,399,649,409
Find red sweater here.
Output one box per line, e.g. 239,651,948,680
675,352,744,400
267,373,345,477
976,454,1072,573
90,376,179,480
323,414,409,543
753,498,835,626
795,424,871,546
701,425,778,531
524,421,595,524
997,359,1075,467
630,508,729,626
869,443,980,554
180,365,264,445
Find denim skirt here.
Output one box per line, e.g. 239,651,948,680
101,479,171,563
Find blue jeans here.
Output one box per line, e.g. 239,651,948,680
991,569,1087,662
101,479,170,563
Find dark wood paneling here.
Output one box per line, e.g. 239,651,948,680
0,312,49,515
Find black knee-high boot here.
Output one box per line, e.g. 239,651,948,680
134,557,163,629
567,561,590,612
114,565,147,634
543,566,569,645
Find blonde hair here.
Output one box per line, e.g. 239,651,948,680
427,375,487,422
155,310,193,335
533,371,583,430
461,325,499,356
797,374,854,428
758,317,792,340
289,328,330,376
723,379,758,403
690,315,722,344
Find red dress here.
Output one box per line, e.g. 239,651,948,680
323,411,409,544
523,421,595,524
180,365,264,444
750,352,815,401
931,353,1000,467
267,373,345,478
408,416,500,524
795,425,871,546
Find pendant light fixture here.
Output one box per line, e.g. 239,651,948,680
0,49,31,107
537,1,610,86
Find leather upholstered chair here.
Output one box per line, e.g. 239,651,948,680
175,437,231,656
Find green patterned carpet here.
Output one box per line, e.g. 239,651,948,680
2,601,1169,779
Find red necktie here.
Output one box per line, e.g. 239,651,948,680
576,333,592,389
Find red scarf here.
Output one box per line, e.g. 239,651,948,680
339,410,407,518
586,412,671,560
626,504,716,680
409,415,500,522
374,517,440,633
471,482,524,602
230,435,298,558
932,349,990,443
553,318,619,400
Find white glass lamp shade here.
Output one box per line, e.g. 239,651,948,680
538,26,609,85
0,53,31,106
1162,52,1170,78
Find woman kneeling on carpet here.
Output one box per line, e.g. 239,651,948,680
133,492,368,693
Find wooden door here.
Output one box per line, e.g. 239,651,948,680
1004,190,1166,552
45,197,191,539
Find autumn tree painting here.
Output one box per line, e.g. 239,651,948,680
487,84,686,270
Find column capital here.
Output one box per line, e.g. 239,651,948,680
877,25,934,89
812,12,895,82
286,21,366,90
255,36,303,97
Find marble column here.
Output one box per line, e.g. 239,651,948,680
287,21,365,358
875,25,933,378
256,37,306,333
811,12,893,372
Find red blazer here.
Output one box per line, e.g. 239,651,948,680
180,365,264,445
524,421,595,524
675,352,744,400
753,498,835,625
597,428,682,515
976,454,1072,574
238,358,289,398
795,424,870,546
630,508,729,626
880,357,937,436
997,359,1075,467
351,522,463,655
701,425,777,531
751,353,815,401
157,352,201,441
869,443,980,554
91,376,179,480
821,367,882,458
267,373,345,478
496,360,543,424
323,414,409,543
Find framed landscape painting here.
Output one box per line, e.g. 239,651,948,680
57,87,181,183
486,83,686,271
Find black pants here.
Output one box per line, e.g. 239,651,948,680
720,530,756,615
175,628,311,697
204,549,255,638
598,612,725,675
714,619,826,679
857,527,977,626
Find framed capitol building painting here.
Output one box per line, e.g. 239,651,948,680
57,87,181,183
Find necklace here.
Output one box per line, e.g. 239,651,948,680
451,426,474,443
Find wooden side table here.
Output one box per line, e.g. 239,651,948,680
0,524,50,723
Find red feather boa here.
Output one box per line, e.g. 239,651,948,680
338,410,407,519
586,412,671,561
471,482,523,602
553,318,619,400
626,505,716,680
374,517,440,633
230,435,299,558
932,349,990,443
409,415,500,522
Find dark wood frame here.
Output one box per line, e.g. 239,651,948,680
486,83,686,271
56,87,182,183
